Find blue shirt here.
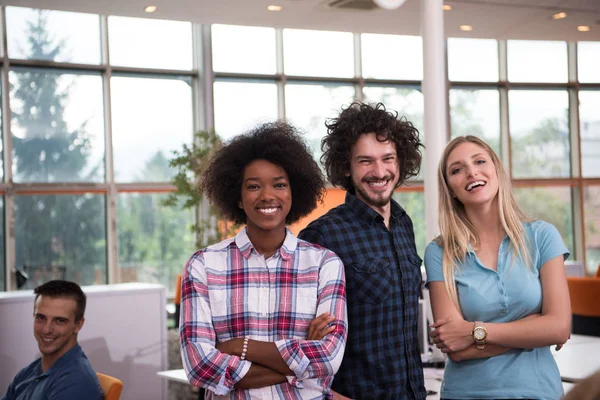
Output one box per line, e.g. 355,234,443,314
299,192,426,400
1,344,103,400
424,220,570,400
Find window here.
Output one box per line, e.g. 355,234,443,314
6,7,101,64
213,80,278,141
578,42,600,83
450,89,500,155
579,91,600,178
10,69,105,183
393,191,425,258
15,194,107,289
212,25,276,74
509,90,569,178
110,75,193,182
447,38,499,82
515,186,573,253
584,186,600,274
108,16,193,70
285,83,355,163
507,40,567,83
117,193,195,293
283,29,354,78
361,34,422,80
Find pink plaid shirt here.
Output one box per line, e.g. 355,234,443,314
180,228,347,399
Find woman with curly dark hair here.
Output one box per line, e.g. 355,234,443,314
180,121,348,400
299,102,426,399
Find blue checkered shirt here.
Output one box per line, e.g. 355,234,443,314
299,192,426,400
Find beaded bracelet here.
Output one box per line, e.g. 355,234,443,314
240,336,250,361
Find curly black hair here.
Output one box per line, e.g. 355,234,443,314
322,102,423,191
202,121,326,225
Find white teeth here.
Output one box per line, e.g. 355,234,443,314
42,337,54,342
258,208,278,215
467,181,486,191
368,181,387,187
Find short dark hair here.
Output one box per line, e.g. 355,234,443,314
34,280,87,322
322,102,423,191
202,121,326,225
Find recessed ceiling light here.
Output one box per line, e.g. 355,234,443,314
577,25,591,32
144,5,157,13
443,4,452,11
552,12,567,20
267,5,283,11
460,25,473,31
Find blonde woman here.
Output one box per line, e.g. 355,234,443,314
424,136,571,399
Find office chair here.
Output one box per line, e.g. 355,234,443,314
97,372,124,400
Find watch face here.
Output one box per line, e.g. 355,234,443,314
474,327,485,340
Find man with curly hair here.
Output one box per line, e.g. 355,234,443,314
299,102,426,400
180,121,348,399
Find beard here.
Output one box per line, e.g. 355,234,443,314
353,174,397,208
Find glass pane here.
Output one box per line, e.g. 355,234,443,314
514,186,573,253
361,34,422,80
450,89,500,155
584,186,600,274
447,38,499,82
509,90,569,178
10,69,105,183
363,86,424,180
111,76,193,182
507,40,567,83
283,29,354,78
392,191,425,259
578,42,600,83
285,84,355,163
15,194,107,289
214,80,278,141
212,25,276,74
117,193,195,293
6,7,101,64
579,91,600,178
108,16,192,70
363,86,424,137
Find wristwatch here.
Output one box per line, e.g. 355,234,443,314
472,321,487,350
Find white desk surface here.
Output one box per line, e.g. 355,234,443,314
553,334,600,382
157,369,188,384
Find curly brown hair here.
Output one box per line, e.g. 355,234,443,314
201,121,326,225
322,102,423,191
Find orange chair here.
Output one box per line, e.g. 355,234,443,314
174,274,182,328
97,372,123,400
566,265,600,337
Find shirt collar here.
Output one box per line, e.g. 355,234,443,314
41,343,83,376
344,191,407,224
234,226,296,261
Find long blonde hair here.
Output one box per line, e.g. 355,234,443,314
436,136,532,307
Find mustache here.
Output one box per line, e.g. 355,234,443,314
363,175,394,183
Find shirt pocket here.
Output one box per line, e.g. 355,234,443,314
402,253,423,297
210,295,247,338
348,258,394,304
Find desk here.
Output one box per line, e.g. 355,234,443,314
157,368,188,384
553,335,600,383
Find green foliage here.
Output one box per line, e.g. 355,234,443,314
162,130,238,249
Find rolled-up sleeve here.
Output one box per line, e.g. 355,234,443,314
179,251,251,395
275,249,347,382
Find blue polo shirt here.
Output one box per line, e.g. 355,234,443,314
424,220,569,400
1,343,103,400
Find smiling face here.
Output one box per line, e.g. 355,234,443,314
239,159,292,238
348,133,400,212
445,141,499,209
33,296,83,369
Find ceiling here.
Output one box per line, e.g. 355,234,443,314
1,0,599,41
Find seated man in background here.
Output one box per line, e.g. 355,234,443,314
1,280,103,400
